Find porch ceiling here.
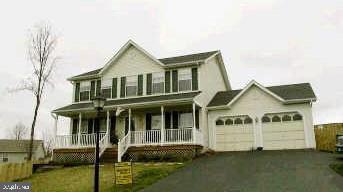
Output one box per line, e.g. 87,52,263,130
53,91,201,117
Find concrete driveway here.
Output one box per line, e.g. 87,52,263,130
142,150,343,192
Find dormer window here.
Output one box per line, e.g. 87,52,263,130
152,72,164,94
126,75,138,97
101,79,112,98
178,68,192,91
80,81,91,101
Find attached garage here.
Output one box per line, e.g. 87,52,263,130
215,116,254,151
207,80,317,151
261,113,306,150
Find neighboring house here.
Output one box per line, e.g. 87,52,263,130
52,40,316,162
0,140,45,163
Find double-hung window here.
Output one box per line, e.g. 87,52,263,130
152,72,164,94
101,79,112,98
1,153,8,162
179,113,193,129
80,81,91,101
126,76,138,97
178,69,192,91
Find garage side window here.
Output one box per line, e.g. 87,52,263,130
225,119,233,125
216,119,224,125
272,116,281,122
234,118,243,124
282,115,292,122
244,117,253,124
293,114,303,121
262,116,271,123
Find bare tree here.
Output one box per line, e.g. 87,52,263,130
12,23,58,160
9,122,28,140
42,128,53,157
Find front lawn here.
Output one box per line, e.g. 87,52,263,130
21,163,184,192
330,163,343,177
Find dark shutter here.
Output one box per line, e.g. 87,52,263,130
90,81,96,99
88,119,93,134
195,110,200,129
74,83,80,102
146,73,152,95
112,78,117,98
165,71,170,93
120,77,126,98
96,80,101,96
165,112,171,129
72,119,78,134
146,113,152,130
192,68,198,90
172,111,178,129
172,70,178,92
138,74,143,96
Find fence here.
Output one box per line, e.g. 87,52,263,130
315,123,343,152
0,161,32,182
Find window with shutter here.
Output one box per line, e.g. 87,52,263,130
74,83,80,102
178,69,192,91
120,77,126,98
126,75,138,97
152,72,164,94
172,70,178,92
90,81,96,99
192,68,198,90
96,80,101,96
146,73,152,95
80,81,91,101
112,78,117,98
101,79,112,98
165,71,170,93
138,74,143,95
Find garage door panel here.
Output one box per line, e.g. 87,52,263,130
263,131,305,141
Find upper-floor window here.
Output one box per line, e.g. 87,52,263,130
178,69,192,91
80,81,91,101
152,72,164,94
126,75,138,97
101,79,112,98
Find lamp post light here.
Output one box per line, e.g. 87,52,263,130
92,95,106,192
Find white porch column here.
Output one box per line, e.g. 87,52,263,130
192,103,196,144
161,106,165,144
106,110,110,141
78,113,82,147
128,108,132,145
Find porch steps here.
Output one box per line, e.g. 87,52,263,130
100,147,118,163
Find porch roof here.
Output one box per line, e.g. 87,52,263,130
53,91,200,115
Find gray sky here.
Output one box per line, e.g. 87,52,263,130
0,0,342,139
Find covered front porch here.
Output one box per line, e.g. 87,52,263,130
52,100,203,162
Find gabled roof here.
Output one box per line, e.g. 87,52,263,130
68,40,219,81
0,140,44,153
158,51,219,65
207,81,316,107
53,91,201,115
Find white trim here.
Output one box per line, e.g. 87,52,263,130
227,80,285,108
99,40,165,75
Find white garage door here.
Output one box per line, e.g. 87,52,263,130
262,113,306,150
215,116,254,151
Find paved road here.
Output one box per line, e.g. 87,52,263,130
142,150,343,192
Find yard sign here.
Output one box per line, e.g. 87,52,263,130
115,162,133,185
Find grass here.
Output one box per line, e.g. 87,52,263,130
21,163,184,192
330,163,343,177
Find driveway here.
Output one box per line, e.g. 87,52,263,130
142,150,343,192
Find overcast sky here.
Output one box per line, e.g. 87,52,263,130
0,0,342,139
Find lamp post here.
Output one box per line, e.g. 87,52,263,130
92,95,106,192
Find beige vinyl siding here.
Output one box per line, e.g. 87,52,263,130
195,56,229,148
102,45,164,97
208,85,316,150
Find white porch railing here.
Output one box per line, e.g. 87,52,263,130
117,128,203,162
54,133,107,149
99,132,110,156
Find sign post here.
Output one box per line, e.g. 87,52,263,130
115,162,133,190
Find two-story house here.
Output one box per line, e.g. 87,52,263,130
52,40,317,163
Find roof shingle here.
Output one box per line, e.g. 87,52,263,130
0,140,44,153
207,83,316,107
70,51,218,79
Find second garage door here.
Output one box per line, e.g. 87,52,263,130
215,116,254,151
262,113,306,150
